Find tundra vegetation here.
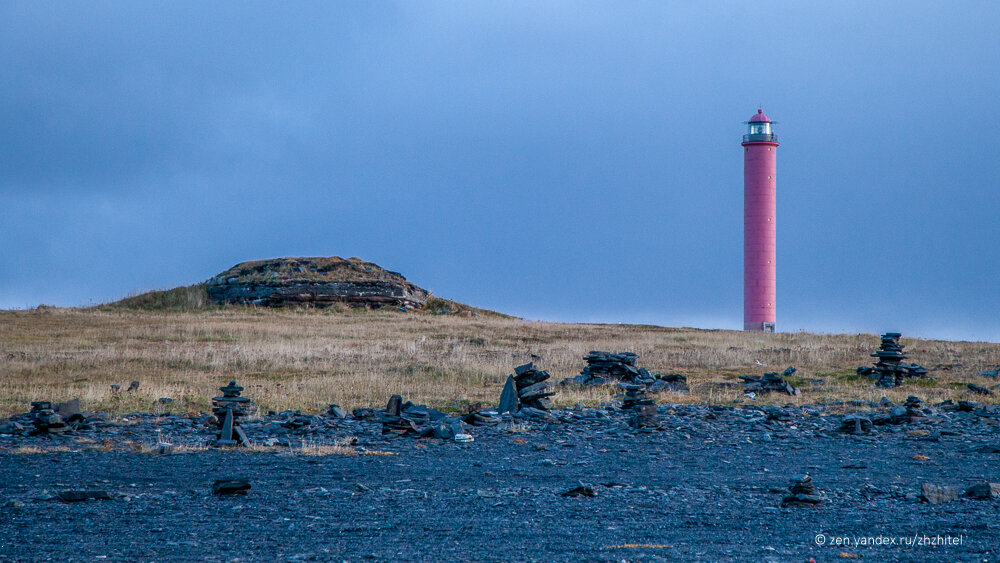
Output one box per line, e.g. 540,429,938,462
2,305,999,417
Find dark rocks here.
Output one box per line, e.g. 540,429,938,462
212,479,251,496
921,482,959,504
0,421,24,435
497,375,519,414
379,395,458,439
327,405,348,419
386,395,403,417
978,366,1000,378
211,381,254,447
29,402,68,435
967,383,992,395
581,351,638,380
514,407,557,422
873,396,924,425
512,363,554,411
963,482,1000,500
560,483,597,498
563,351,688,393
958,401,980,412
781,474,823,506
647,374,689,393
54,398,82,418
56,490,112,502
863,332,928,388
619,383,653,410
463,409,502,427
765,406,792,422
741,367,800,396
281,412,318,431
839,413,873,434
628,404,660,429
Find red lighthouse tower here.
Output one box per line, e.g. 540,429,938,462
743,109,778,332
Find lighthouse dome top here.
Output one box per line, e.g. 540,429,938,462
748,109,771,123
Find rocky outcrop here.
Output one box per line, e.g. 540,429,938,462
206,256,429,309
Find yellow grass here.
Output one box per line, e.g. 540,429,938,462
1,307,999,416
6,445,75,454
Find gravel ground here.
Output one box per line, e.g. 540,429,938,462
2,402,1000,562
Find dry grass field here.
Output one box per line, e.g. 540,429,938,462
2,306,1000,417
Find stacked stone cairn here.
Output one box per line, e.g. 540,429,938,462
562,351,688,393
26,399,91,435
740,367,800,396
512,363,555,411
620,383,653,410
858,332,928,388
619,383,659,429
29,402,68,435
211,381,253,447
781,474,823,507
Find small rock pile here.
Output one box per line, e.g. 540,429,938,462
27,400,91,435
870,395,924,426
781,474,822,506
211,381,254,447
858,332,928,388
740,367,800,396
562,351,688,392
463,406,502,427
581,351,639,382
379,395,471,441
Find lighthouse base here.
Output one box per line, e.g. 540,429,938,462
744,322,776,333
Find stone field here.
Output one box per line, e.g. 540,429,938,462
3,397,1000,562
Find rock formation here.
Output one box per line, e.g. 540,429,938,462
206,256,429,309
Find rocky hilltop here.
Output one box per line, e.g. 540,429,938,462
206,256,429,309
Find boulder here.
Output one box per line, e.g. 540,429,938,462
963,482,1000,500
921,483,960,504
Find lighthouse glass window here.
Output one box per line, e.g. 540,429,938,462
750,123,771,135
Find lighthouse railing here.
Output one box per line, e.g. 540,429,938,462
743,133,778,143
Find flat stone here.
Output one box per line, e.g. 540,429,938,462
57,490,112,502
386,395,403,417
54,398,82,418
968,384,991,395
212,479,251,496
514,363,535,377
498,375,519,414
781,493,822,506
560,483,597,498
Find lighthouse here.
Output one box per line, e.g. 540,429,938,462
743,109,778,332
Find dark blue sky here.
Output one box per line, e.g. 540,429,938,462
2,2,999,341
